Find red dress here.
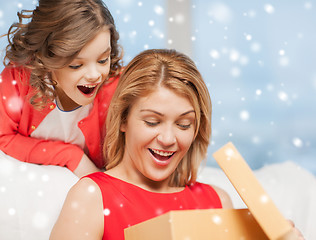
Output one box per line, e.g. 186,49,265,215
85,172,222,240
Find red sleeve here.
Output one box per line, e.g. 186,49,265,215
0,66,83,171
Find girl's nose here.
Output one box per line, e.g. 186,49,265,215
85,64,101,81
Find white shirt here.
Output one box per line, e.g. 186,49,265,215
31,100,93,152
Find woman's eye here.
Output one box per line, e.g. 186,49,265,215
69,64,82,70
177,123,192,130
98,58,109,64
144,120,159,127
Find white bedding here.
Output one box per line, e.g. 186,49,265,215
1,151,315,239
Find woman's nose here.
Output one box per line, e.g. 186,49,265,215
157,126,176,146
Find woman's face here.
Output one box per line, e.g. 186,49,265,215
120,86,196,190
51,29,111,111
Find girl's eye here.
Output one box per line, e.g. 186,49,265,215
98,58,109,64
144,120,159,127
69,64,82,70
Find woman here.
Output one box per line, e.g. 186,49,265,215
50,49,231,240
50,49,304,240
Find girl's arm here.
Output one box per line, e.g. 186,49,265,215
0,66,100,174
50,178,104,240
74,154,101,178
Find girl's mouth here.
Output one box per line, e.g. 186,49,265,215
77,84,98,96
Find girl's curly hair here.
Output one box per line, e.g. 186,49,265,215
3,0,123,109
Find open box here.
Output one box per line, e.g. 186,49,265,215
125,142,297,240
124,208,268,240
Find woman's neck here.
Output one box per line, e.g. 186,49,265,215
105,166,184,194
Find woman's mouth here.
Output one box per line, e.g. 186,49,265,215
77,84,98,96
149,148,175,166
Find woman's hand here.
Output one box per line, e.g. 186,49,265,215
73,154,101,178
287,220,305,240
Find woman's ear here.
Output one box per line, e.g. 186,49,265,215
120,122,126,132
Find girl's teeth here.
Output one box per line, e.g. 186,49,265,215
81,84,96,88
77,84,97,94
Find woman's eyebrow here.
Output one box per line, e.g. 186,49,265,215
140,109,163,116
180,110,195,116
140,109,195,116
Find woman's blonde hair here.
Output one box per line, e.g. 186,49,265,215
2,0,122,108
105,49,212,187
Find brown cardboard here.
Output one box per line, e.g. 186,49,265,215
124,208,268,240
124,142,297,240
212,142,296,240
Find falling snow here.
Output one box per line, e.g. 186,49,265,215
103,208,111,216
240,110,250,121
259,194,269,204
292,138,303,148
0,1,315,238
212,215,222,225
264,4,275,14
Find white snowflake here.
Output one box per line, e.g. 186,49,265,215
278,91,288,102
212,215,222,224
240,110,250,121
154,5,164,15
264,4,275,14
208,3,232,23
103,208,111,216
148,20,155,27
209,49,220,59
292,137,303,148
256,89,262,96
250,42,261,53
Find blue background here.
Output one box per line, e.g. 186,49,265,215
1,0,315,175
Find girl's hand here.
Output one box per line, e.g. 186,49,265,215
73,154,101,178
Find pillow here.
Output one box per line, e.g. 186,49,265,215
0,151,78,240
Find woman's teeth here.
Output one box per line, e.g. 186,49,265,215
149,149,175,165
150,149,174,157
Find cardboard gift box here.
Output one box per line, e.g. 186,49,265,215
124,208,268,240
124,142,297,240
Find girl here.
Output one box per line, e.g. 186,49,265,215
50,49,233,240
0,0,123,177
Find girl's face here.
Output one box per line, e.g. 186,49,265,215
51,29,111,111
120,86,196,191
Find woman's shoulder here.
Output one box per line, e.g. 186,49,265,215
67,177,102,206
189,182,233,209
211,185,233,209
50,176,104,239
